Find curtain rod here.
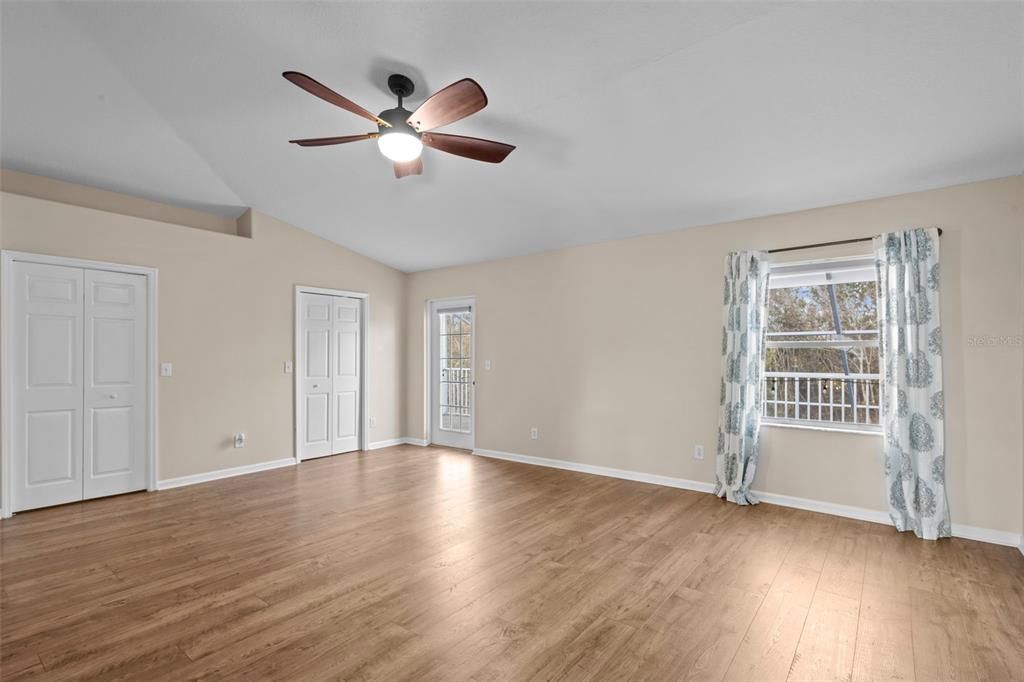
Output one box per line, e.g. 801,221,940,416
768,228,942,254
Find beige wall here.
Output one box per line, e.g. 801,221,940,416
1,169,239,235
405,176,1024,535
2,171,1021,536
1,191,405,480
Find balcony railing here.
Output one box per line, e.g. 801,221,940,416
439,366,473,433
762,371,880,428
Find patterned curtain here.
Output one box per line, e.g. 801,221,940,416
715,251,770,505
875,228,950,540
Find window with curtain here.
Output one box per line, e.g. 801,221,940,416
763,256,881,430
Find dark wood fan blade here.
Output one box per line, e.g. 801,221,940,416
407,79,487,132
422,132,514,163
394,157,423,179
289,133,378,147
283,72,389,127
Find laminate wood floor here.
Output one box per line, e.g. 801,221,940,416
2,445,1023,681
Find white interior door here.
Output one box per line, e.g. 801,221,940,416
298,292,362,460
10,262,85,511
430,300,474,449
298,293,333,460
332,297,360,455
83,269,148,499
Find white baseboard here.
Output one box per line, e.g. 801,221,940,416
472,448,715,494
367,438,430,449
472,447,1023,549
367,438,404,450
752,490,891,526
949,523,1024,548
157,458,295,490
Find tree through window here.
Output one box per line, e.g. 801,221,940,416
764,257,881,428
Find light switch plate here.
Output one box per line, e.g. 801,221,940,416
284,360,293,374
484,359,492,370
694,445,705,460
160,362,173,377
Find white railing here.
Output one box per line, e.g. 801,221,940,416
439,366,473,433
762,371,880,427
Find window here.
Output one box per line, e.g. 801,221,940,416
438,308,473,434
763,256,880,430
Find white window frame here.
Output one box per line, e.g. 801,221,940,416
763,256,882,434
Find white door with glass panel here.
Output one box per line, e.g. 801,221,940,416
10,261,149,512
430,299,474,449
297,293,361,460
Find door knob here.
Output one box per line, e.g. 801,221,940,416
108,393,118,399
312,384,320,389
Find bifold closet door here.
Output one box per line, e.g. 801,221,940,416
299,293,333,460
331,296,360,455
10,262,86,511
10,261,148,512
297,292,361,460
83,269,148,499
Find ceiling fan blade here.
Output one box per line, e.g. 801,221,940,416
394,157,423,179
422,132,515,163
289,133,378,147
283,71,390,127
407,79,487,132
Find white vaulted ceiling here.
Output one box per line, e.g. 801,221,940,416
2,1,1022,271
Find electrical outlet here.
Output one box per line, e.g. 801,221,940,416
284,360,293,374
234,432,246,448
369,416,377,428
530,427,539,440
694,444,705,460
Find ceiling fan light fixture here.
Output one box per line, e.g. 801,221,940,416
377,131,423,162
283,71,513,178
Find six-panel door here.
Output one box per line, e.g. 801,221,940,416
83,269,148,499
10,261,149,512
11,262,87,511
298,292,362,460
332,297,360,455
299,293,333,459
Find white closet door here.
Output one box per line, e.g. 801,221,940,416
298,293,333,459
10,262,86,511
332,297,360,454
83,269,148,499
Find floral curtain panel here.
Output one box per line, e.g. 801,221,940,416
875,227,950,540
715,251,769,505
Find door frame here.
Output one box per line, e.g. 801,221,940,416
293,285,369,462
1,250,159,519
426,296,476,450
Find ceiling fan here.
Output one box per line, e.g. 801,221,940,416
283,71,515,179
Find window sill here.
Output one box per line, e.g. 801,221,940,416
761,419,882,436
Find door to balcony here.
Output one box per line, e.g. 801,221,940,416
429,298,475,449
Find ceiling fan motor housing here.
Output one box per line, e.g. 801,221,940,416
377,106,420,138
387,73,415,99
